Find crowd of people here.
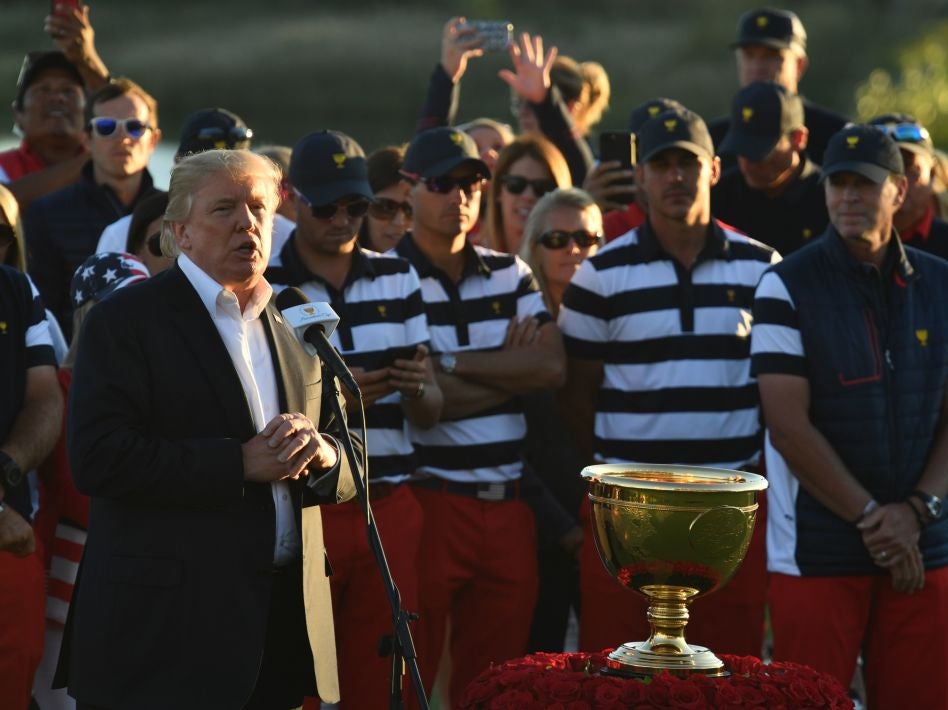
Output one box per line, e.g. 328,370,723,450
2,4,948,710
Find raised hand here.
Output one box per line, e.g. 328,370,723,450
441,16,485,83
498,31,557,105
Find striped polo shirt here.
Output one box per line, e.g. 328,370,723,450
558,219,779,468
395,234,551,483
266,235,430,482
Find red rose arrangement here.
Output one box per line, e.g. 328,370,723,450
459,651,853,709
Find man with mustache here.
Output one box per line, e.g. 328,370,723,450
559,108,779,658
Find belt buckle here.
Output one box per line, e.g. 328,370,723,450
477,483,507,502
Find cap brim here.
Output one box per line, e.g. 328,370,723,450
297,179,374,206
718,131,779,161
641,140,712,164
821,162,893,184
420,156,490,180
730,38,796,52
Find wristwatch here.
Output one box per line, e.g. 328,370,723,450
909,489,943,523
0,451,23,490
440,353,458,375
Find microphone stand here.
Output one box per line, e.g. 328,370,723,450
324,377,428,710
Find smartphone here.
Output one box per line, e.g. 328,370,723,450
598,131,637,204
379,345,419,369
461,20,514,53
51,0,81,13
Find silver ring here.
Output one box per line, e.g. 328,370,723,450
879,550,888,559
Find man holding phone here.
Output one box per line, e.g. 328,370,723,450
265,130,442,709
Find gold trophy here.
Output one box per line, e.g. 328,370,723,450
582,463,767,677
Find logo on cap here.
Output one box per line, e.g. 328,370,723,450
742,107,754,123
648,105,661,116
917,329,929,347
333,153,347,169
756,15,769,27
449,132,464,145
846,136,860,149
664,119,678,132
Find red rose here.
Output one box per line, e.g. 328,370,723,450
592,680,624,708
758,683,788,708
714,683,744,707
621,680,648,704
566,702,592,710
735,684,766,706
667,681,708,709
495,668,532,688
488,689,537,710
548,677,584,703
646,681,670,706
786,679,825,706
459,675,501,707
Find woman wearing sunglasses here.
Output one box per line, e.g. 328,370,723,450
358,145,414,253
485,134,571,255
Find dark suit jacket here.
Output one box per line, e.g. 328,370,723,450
60,264,358,709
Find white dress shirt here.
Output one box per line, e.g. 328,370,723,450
179,255,300,565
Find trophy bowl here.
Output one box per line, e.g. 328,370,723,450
582,463,767,677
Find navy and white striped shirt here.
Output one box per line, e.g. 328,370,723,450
558,220,779,469
395,234,551,483
267,236,430,482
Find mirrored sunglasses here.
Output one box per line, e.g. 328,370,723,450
880,122,931,145
368,198,413,221
538,229,603,249
401,170,485,196
89,117,152,139
196,125,254,145
501,174,557,197
294,189,370,220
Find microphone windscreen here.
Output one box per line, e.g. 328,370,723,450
275,286,309,311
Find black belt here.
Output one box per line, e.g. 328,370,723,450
411,477,521,501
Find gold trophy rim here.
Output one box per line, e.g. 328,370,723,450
583,463,767,678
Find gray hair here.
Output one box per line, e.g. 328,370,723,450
160,149,281,257
519,187,602,307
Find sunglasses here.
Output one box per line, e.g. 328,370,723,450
294,189,370,220
501,175,557,197
401,170,485,196
368,198,413,221
879,122,931,145
0,224,15,249
195,125,254,145
89,117,152,139
538,229,603,249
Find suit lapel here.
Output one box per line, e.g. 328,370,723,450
162,265,256,440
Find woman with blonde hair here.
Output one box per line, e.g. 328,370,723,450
0,183,26,272
485,134,571,254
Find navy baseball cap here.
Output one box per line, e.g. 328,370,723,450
719,82,804,161
177,108,253,156
289,130,373,206
628,97,687,134
637,109,714,163
403,127,490,179
822,124,905,184
732,8,807,55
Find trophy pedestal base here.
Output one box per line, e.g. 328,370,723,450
602,641,730,678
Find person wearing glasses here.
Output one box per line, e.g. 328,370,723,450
393,126,566,707
558,109,779,658
516,187,601,652
357,144,414,254
266,130,441,709
23,77,161,341
712,81,828,256
751,124,948,710
484,134,571,254
869,114,948,261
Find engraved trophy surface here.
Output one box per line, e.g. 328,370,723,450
582,463,768,677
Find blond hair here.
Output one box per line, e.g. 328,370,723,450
0,184,25,272
550,56,611,135
161,149,281,257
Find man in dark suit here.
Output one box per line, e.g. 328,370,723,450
59,149,358,710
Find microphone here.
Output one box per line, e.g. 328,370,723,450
276,287,360,396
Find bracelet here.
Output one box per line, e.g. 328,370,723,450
856,498,879,525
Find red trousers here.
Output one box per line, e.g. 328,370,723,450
578,493,768,657
303,484,423,709
412,485,538,709
0,551,45,710
770,567,948,709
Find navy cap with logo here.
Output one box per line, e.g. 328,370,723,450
822,124,905,184
403,127,490,180
637,109,714,164
719,82,804,161
732,8,807,55
628,97,687,135
289,130,373,206
868,113,934,157
177,108,253,157
14,51,83,110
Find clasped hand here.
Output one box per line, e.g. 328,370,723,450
858,503,925,594
242,412,337,483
